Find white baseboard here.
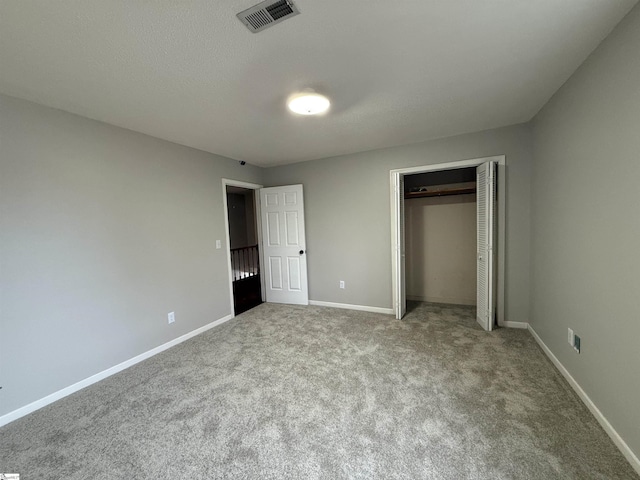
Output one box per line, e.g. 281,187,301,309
0,313,234,428
528,325,640,475
309,300,393,315
502,321,529,329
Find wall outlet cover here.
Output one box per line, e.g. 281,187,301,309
168,312,175,324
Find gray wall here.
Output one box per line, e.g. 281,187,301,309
405,194,477,305
530,4,640,457
0,94,263,416
264,123,532,323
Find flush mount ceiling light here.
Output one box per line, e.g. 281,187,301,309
287,90,330,115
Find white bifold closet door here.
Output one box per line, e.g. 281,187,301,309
476,161,497,331
260,184,309,305
394,174,407,319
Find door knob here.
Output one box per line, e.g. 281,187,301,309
299,250,305,255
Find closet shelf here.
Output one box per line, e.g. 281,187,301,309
405,182,476,199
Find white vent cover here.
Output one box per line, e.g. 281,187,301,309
237,0,300,33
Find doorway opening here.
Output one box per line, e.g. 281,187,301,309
390,156,506,330
223,179,264,316
404,167,477,307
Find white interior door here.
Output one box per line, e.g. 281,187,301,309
260,185,308,305
476,161,496,331
393,173,407,319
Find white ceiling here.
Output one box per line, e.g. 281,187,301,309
1,1,637,167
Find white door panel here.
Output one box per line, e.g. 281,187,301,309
260,185,308,305
288,257,302,290
269,257,283,290
266,212,280,245
477,161,496,331
285,212,299,245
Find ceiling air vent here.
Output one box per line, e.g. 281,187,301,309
237,0,300,33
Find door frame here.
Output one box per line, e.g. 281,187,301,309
390,155,506,325
222,178,264,317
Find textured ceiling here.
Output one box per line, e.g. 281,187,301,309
0,1,637,167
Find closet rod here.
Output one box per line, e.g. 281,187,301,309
404,186,476,199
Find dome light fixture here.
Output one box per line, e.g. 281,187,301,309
287,89,330,115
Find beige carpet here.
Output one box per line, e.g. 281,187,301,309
0,302,636,479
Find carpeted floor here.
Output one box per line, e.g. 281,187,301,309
0,302,636,479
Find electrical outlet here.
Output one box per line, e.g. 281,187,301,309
339,280,345,289
168,312,175,324
568,328,574,346
216,240,222,249
574,334,581,353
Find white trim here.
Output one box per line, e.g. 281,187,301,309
528,325,640,475
495,160,506,327
222,178,264,316
390,155,506,325
309,300,394,315
0,314,234,428
221,179,264,189
502,321,529,329
389,156,504,176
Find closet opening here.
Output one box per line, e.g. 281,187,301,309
404,167,477,308
390,156,506,330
